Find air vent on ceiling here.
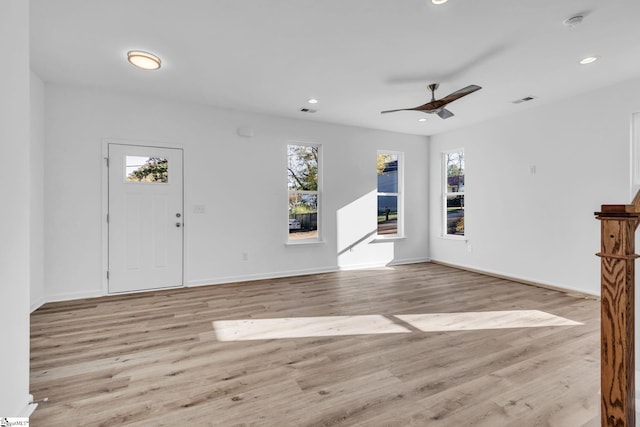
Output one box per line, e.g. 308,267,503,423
512,96,536,104
299,108,317,113
563,15,584,28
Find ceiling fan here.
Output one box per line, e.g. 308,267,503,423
381,83,482,119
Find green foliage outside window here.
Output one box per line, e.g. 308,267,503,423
127,157,168,183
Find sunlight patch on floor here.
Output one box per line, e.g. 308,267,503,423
396,310,582,332
213,315,411,341
212,310,582,341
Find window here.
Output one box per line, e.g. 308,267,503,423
377,151,403,236
443,149,465,236
125,156,168,183
288,144,320,241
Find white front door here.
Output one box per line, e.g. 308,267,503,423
108,144,184,293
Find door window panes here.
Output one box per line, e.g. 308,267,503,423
125,156,169,183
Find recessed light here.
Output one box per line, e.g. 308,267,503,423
127,50,161,70
432,0,448,4
307,98,318,104
418,118,428,122
580,56,598,65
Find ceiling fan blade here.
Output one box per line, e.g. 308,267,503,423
413,101,439,112
438,85,482,105
437,108,454,119
380,108,416,114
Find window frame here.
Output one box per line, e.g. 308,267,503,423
287,142,322,244
442,148,465,239
376,150,404,239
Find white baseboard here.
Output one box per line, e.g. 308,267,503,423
44,289,103,304
13,394,36,417
429,259,599,299
338,257,430,271
187,258,430,287
186,266,339,287
390,257,431,265
41,259,432,303
30,296,45,313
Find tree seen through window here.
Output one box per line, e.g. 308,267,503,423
288,145,319,240
126,156,168,183
445,150,464,236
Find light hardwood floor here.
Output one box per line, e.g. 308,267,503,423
30,263,600,426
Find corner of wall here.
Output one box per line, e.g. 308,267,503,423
30,71,46,311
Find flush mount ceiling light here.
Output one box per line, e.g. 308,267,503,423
307,98,318,104
432,0,448,4
580,56,598,65
418,118,428,122
127,50,161,70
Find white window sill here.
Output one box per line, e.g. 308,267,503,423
285,239,327,247
372,235,406,243
440,234,466,241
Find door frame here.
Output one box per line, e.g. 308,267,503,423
101,138,185,295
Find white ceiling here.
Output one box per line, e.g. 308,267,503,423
29,0,640,136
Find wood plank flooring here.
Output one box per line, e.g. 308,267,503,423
30,262,600,426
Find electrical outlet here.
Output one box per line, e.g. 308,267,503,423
193,204,206,214
242,252,248,261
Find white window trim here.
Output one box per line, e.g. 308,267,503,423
376,150,404,239
285,239,327,247
287,142,322,244
442,148,465,239
440,233,466,241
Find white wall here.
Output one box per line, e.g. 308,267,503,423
0,0,33,417
31,72,45,311
429,76,640,296
44,85,429,301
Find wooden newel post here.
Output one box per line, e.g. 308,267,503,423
596,194,640,427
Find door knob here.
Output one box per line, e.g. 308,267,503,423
176,222,182,228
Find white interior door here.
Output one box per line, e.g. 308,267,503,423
108,144,183,293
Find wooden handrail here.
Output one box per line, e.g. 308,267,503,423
595,191,640,426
